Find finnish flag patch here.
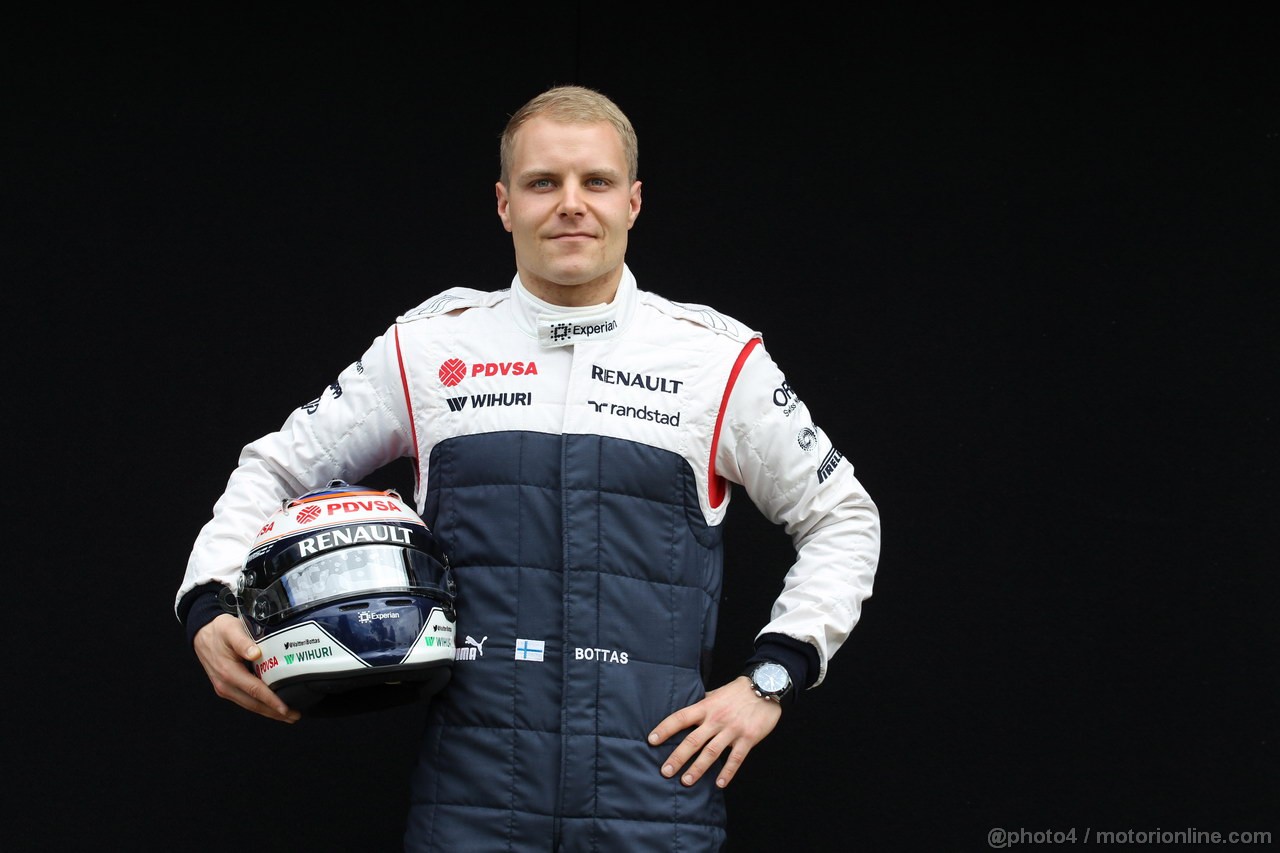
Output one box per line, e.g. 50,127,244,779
514,639,545,662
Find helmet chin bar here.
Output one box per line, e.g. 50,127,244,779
275,663,454,716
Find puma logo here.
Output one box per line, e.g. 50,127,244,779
456,634,488,661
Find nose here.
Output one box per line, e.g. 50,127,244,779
557,184,586,217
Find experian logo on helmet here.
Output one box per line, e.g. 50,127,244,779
358,610,402,624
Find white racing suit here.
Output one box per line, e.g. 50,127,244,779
177,265,880,851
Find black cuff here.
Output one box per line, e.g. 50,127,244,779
746,633,820,702
178,583,231,647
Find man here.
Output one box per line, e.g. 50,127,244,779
177,84,880,851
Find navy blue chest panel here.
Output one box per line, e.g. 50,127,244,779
405,430,728,851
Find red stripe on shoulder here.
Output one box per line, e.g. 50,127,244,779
708,337,761,509
394,326,421,493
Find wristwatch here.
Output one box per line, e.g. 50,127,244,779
744,660,793,704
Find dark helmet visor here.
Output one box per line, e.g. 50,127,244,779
241,543,453,626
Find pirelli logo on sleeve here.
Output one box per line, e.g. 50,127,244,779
817,447,844,483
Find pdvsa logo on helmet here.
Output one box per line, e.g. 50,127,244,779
295,506,322,525
256,656,280,676
324,498,407,516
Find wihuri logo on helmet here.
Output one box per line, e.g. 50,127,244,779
233,480,457,715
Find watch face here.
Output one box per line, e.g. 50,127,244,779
753,662,789,694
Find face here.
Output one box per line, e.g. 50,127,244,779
496,117,642,307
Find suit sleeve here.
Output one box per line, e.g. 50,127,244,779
714,340,881,687
174,327,415,622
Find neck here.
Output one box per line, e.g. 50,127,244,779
518,268,621,307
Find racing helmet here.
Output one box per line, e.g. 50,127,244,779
234,480,457,715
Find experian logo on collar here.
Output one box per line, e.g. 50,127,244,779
537,310,621,348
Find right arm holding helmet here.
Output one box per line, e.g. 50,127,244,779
177,328,414,721
193,613,298,722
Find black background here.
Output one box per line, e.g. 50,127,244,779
6,4,1276,851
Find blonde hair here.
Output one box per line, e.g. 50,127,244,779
499,85,638,185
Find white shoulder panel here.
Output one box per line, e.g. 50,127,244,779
398,287,510,323
638,292,759,344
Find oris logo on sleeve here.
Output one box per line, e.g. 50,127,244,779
773,381,800,417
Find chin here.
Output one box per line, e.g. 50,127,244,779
544,265,601,288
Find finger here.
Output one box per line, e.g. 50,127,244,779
677,733,730,787
714,741,752,788
647,705,698,747
216,665,299,722
658,726,715,782
217,617,261,663
239,678,300,723
228,656,299,721
197,620,299,721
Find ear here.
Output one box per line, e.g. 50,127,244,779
627,180,642,229
496,181,513,233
